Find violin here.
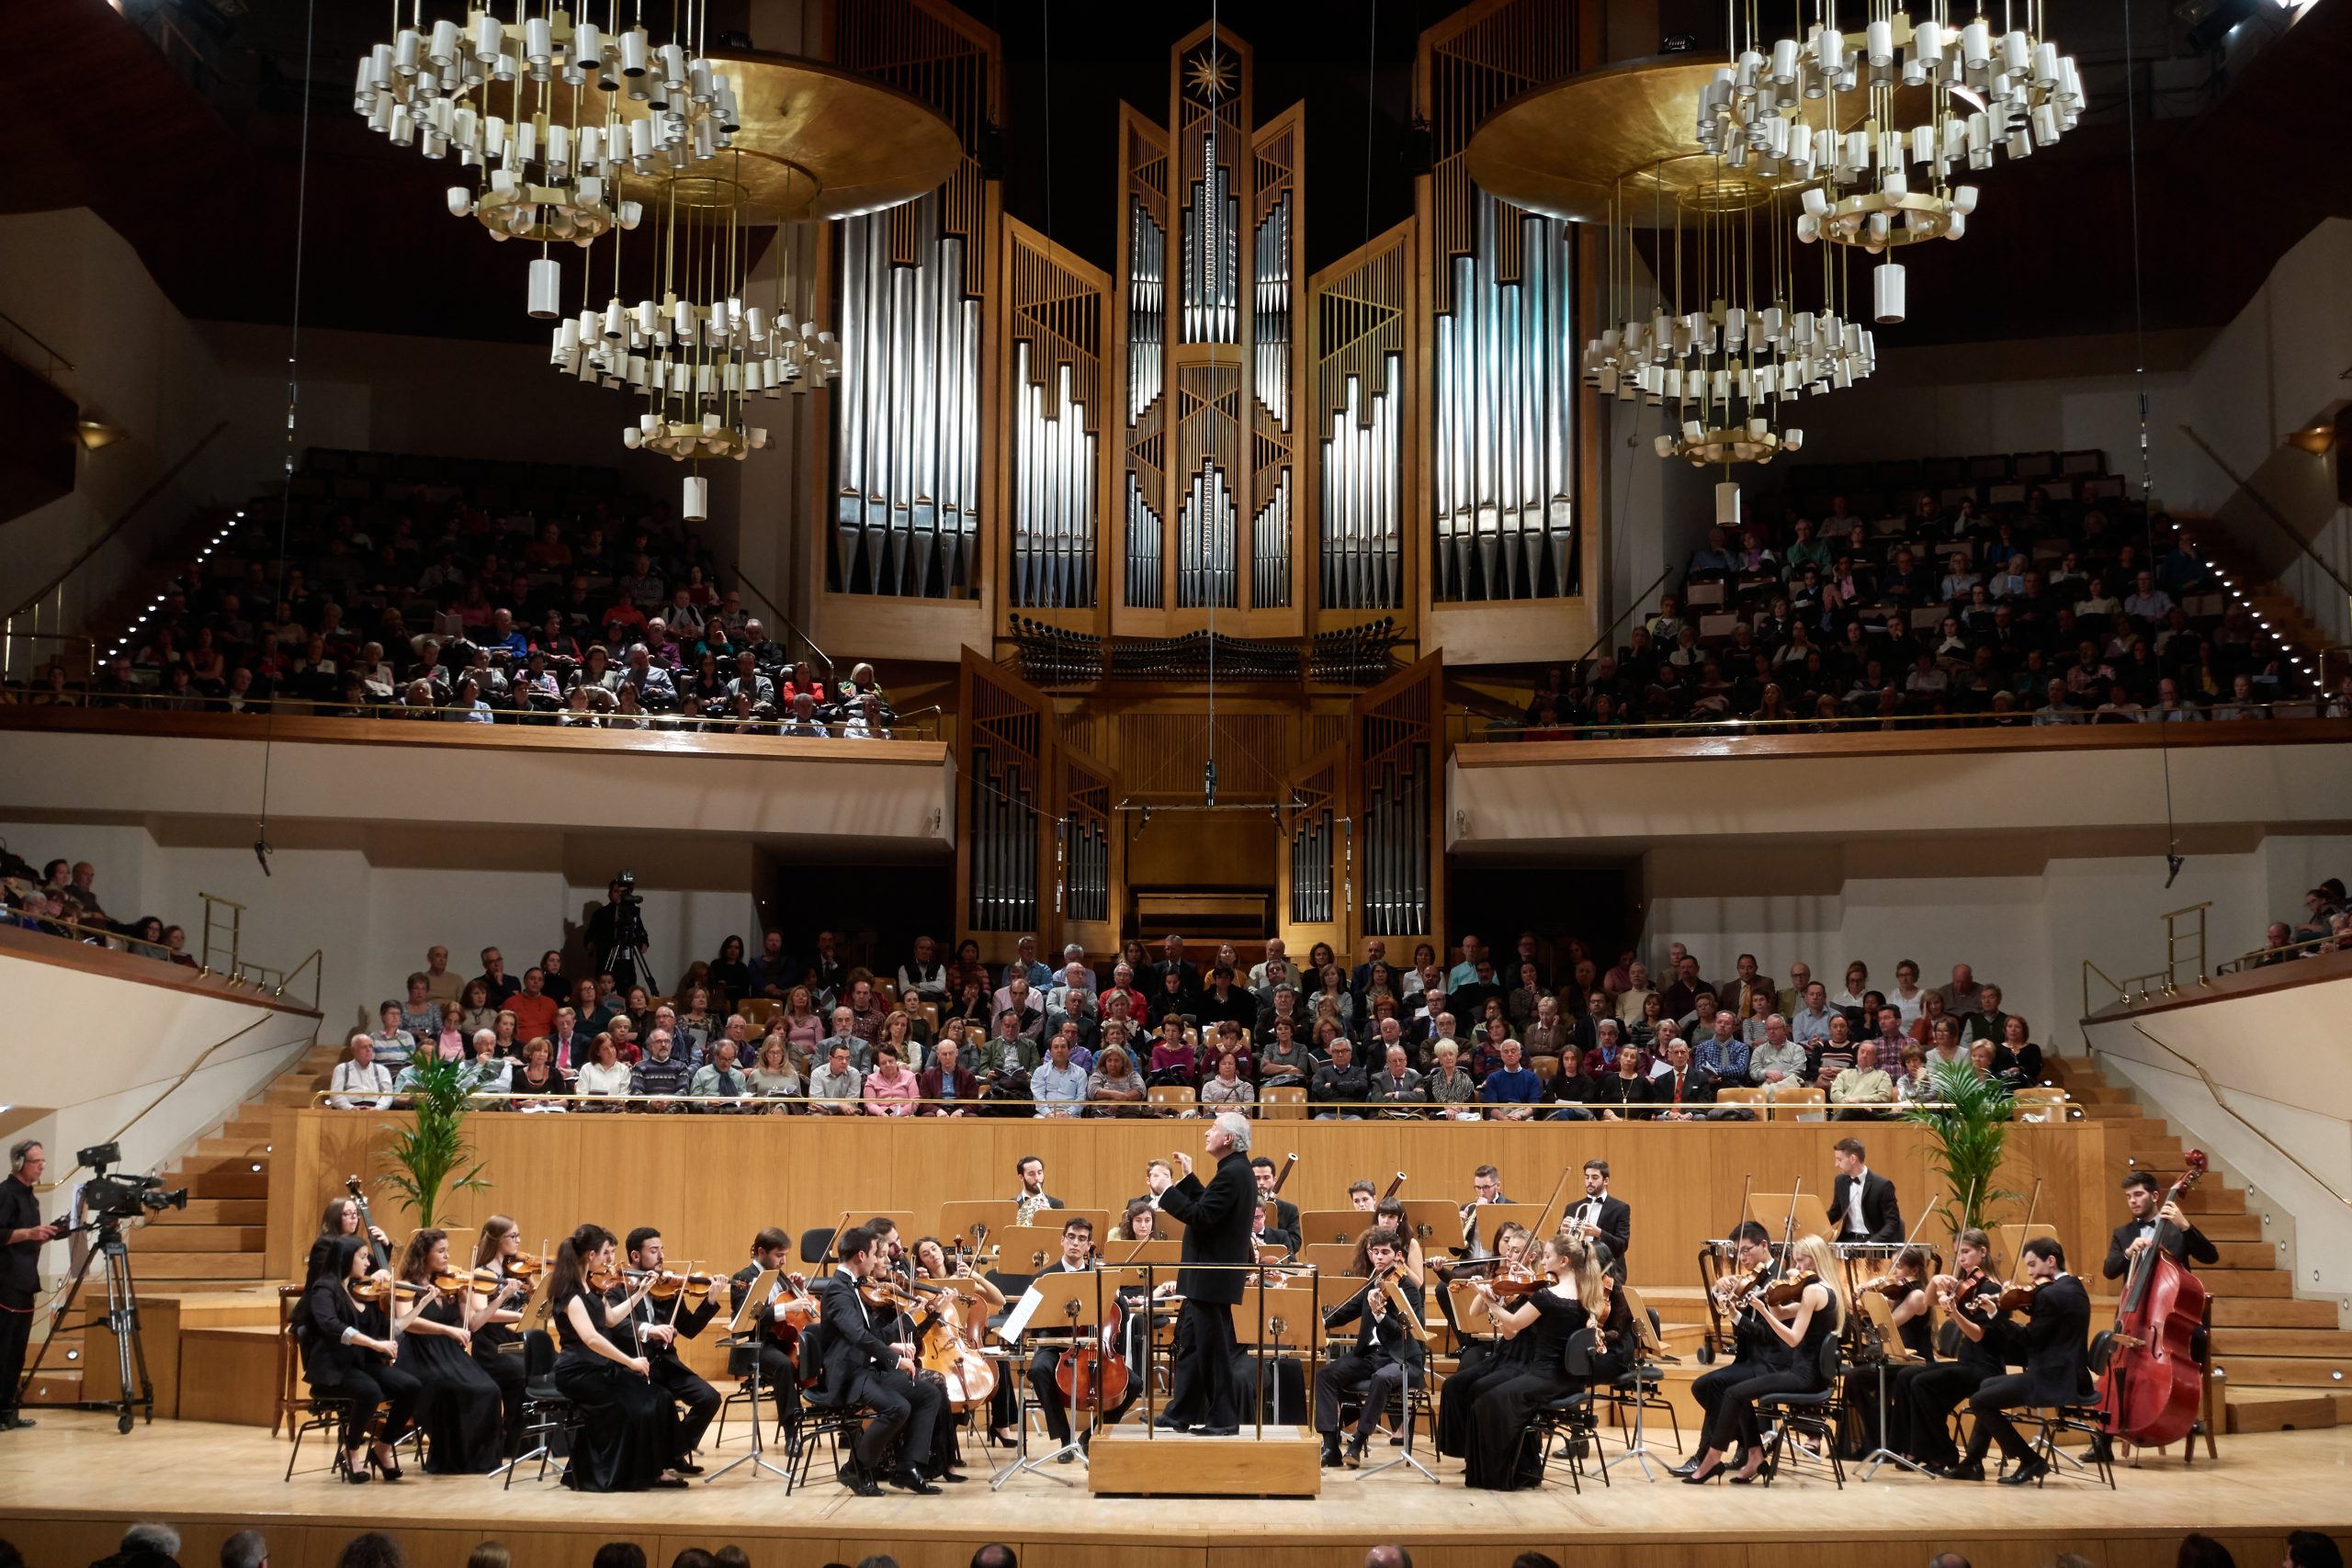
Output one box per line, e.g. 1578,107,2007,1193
1854,1270,1921,1303
1995,1279,2044,1314
586,1265,653,1292
1761,1269,1821,1308
502,1251,548,1280
1715,1256,1776,1306
647,1269,724,1303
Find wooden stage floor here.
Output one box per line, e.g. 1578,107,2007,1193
1,1411,2346,1568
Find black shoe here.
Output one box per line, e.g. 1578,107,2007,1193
1681,1461,1722,1484
841,1466,884,1497
1998,1456,2050,1487
1,1416,32,1430
1668,1457,1703,1479
1320,1435,1344,1468
651,1475,690,1489
1940,1459,1986,1482
933,1467,970,1483
1195,1424,1241,1438
1344,1434,1369,1469
888,1467,942,1495
1389,1432,1407,1447
673,1461,705,1476
1152,1415,1189,1430
340,1454,371,1484
1056,1450,1076,1464
1728,1467,1761,1485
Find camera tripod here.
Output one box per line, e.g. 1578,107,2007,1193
19,1215,154,1433
596,899,659,994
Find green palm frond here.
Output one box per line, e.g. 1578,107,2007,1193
374,1055,492,1229
1901,1061,2024,1233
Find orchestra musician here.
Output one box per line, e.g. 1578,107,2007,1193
295,1233,421,1483
1948,1236,2091,1484
1905,1227,2007,1473
727,1226,808,1444
810,1223,948,1495
1315,1226,1426,1468
1674,1221,1776,1476
1468,1164,1511,1205
469,1215,537,1457
1016,1216,1132,1456
911,1233,1001,1480
1012,1155,1066,1224
1253,1156,1300,1249
1841,1240,1935,1456
393,1228,505,1474
1453,1234,1615,1490
1364,1196,1429,1283
1680,1234,1845,1484
546,1223,688,1491
1563,1159,1632,1279
1152,1111,1259,1436
1347,1179,1378,1212
2104,1170,2219,1280
1133,1158,1175,1214
1113,1197,1160,1243
307,1196,393,1288
1830,1137,1905,1245
610,1226,724,1475
1437,1222,1532,1393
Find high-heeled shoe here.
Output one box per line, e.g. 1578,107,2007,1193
339,1452,372,1484
1727,1465,1764,1485
369,1448,404,1483
1679,1461,1723,1484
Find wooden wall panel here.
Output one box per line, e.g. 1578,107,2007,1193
267,1111,2122,1297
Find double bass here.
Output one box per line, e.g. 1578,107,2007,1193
2094,1149,2210,1447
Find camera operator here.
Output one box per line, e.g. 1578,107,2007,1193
3,1139,58,1430
585,875,650,993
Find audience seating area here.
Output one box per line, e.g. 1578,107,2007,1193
0,845,197,968
1502,449,2349,739
6,447,901,739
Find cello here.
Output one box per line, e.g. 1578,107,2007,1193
2093,1149,2210,1448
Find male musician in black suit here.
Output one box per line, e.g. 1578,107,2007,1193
2103,1170,2219,1280
1901,1226,2007,1472
1952,1236,2092,1484
1673,1220,1772,1476
614,1226,723,1472
727,1226,805,1441
811,1224,946,1495
1314,1226,1426,1468
1564,1159,1633,1279
1017,1215,1119,1454
1252,1156,1300,1251
1829,1137,1905,1245
1012,1155,1066,1217
1153,1111,1258,1435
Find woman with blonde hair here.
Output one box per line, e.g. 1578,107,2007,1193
1679,1233,1845,1483
1452,1233,1611,1488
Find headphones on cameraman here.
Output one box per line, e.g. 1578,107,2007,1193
8,1139,38,1172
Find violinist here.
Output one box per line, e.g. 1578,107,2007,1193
809,1223,947,1495
1841,1241,1935,1456
1315,1227,1426,1468
1950,1236,2090,1483
1440,1222,1532,1383
1905,1226,2005,1473
611,1227,723,1474
393,1228,505,1473
1676,1220,1776,1475
1680,1234,1845,1484
295,1233,421,1483
469,1215,537,1457
307,1195,392,1288
2104,1170,2218,1281
1453,1234,1614,1491
1432,1223,1533,1462
547,1223,688,1491
728,1226,808,1441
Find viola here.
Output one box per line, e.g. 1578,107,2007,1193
2095,1150,2210,1447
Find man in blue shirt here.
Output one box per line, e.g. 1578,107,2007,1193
1030,1033,1090,1117
1694,1010,1750,1083
1480,1038,1543,1122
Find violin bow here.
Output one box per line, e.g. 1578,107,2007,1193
1525,1162,1578,1251
2003,1178,2046,1292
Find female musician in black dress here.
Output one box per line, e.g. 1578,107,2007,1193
548,1224,687,1491
1432,1223,1533,1459
1843,1240,1935,1454
469,1215,537,1455
306,1196,392,1287
298,1235,421,1483
1681,1233,1845,1483
1454,1234,1610,1490
394,1228,505,1474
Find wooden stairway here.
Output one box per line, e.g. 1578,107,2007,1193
2175,515,2340,689
2049,1055,2350,1435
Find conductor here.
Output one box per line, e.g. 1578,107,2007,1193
1153,1111,1257,1436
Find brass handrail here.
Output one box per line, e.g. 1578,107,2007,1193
36,1019,315,1194
273,948,324,1011
2216,931,2348,975
6,421,229,620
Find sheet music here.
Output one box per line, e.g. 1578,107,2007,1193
997,1284,1046,1345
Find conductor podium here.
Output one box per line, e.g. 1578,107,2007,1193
1086,1423,1324,1497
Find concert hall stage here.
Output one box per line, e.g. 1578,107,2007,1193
0,1412,2343,1568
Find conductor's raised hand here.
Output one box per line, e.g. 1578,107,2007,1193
1171,1151,1193,1179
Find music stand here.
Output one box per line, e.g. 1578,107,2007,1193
1296,1208,1371,1247
1597,1282,1679,1481
1238,1270,1324,1428
997,1224,1080,1274
1396,1198,1470,1256
1993,1223,2059,1272
1103,1239,1181,1269
1854,1290,1933,1480
1300,1243,1361,1276
705,1268,789,1484
991,1269,1108,1489
936,1200,1017,1247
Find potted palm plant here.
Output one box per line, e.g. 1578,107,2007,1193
378,1054,492,1228
1902,1058,2020,1233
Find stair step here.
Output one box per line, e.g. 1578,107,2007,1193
219,1118,276,1140
265,1087,319,1107
2199,1268,2293,1297
193,1135,275,1158
130,1252,266,1280
124,1224,264,1252
2223,1387,2338,1434
154,1199,268,1224
2196,1212,2266,1241
180,1170,270,1199
175,1152,270,1177
2211,1327,2352,1356
2212,1297,2339,1328
2176,1186,2244,1213
2211,1356,2352,1388
20,1367,85,1406
2213,1240,2286,1269
2078,1101,2144,1121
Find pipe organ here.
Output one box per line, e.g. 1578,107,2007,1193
1006,224,1109,610
1311,227,1413,611
1114,28,1303,626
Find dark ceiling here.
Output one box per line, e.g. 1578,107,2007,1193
5,0,2348,350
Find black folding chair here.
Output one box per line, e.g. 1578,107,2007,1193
1754,1335,1847,1489
1519,1327,1609,1495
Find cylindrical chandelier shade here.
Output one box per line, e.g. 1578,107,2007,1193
1873,260,1905,323
526,256,562,319
681,475,707,521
